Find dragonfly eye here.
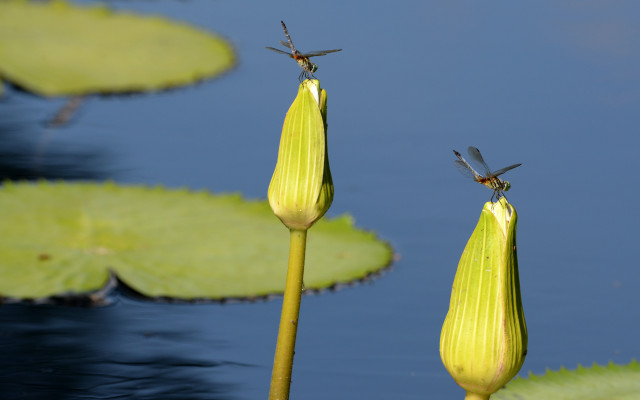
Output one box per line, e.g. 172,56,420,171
503,181,511,191
311,63,318,73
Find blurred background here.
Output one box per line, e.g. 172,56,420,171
1,1,638,399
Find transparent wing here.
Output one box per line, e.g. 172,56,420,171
279,40,295,51
302,49,343,58
265,47,294,57
454,160,480,180
453,150,481,180
491,163,522,177
466,146,492,176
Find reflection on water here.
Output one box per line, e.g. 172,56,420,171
1,1,638,397
0,99,111,181
0,300,240,400
0,96,244,399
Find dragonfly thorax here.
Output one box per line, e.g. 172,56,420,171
480,177,510,192
295,57,317,73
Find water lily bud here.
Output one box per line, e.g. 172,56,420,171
268,79,333,230
440,198,527,399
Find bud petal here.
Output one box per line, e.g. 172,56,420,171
268,80,333,230
440,198,527,398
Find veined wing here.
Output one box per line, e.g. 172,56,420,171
466,146,492,176
491,163,522,177
453,150,482,180
265,46,294,57
302,49,343,58
279,40,295,51
454,160,481,180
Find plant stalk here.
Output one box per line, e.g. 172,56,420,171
465,392,491,400
268,228,308,400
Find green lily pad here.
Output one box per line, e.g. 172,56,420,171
494,360,640,400
0,0,235,97
0,182,392,301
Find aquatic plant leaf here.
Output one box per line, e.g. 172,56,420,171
493,360,640,400
0,0,235,97
0,182,392,300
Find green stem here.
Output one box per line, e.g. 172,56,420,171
268,229,308,400
465,392,491,400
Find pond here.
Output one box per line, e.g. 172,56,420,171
1,1,639,399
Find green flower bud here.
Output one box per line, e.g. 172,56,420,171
268,80,333,230
440,198,527,399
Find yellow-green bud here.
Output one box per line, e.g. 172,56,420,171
440,198,527,399
268,79,333,230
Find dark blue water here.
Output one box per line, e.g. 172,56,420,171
1,1,639,398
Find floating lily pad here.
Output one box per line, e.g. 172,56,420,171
0,182,392,301
494,360,640,400
0,0,235,96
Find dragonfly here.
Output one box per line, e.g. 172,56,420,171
265,20,342,81
453,146,522,201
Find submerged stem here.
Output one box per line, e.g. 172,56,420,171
268,228,307,400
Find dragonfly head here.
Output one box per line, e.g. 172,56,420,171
502,180,511,191
310,63,318,73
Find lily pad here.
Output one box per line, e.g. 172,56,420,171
494,360,640,400
0,182,392,301
0,0,235,96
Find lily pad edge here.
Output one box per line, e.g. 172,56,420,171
0,180,395,305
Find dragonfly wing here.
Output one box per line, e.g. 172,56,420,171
265,47,294,56
454,160,480,180
279,40,295,51
466,146,492,176
492,163,522,177
302,49,343,57
453,150,481,179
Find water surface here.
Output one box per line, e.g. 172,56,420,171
1,1,639,398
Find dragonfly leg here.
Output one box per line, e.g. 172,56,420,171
298,70,306,82
298,70,317,82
